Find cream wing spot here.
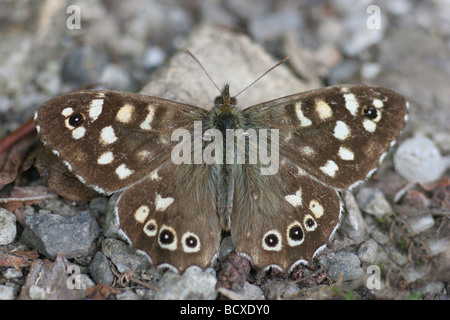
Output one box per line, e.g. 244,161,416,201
116,104,135,123
155,194,174,211
285,189,302,208
338,146,355,161
97,151,114,165
300,146,315,156
72,127,86,140
373,98,384,108
343,93,359,116
315,100,333,120
140,104,156,130
295,102,312,127
100,126,117,144
320,160,339,177
309,200,324,218
363,119,377,133
333,121,351,140
135,205,150,223
62,107,74,117
115,163,133,179
89,99,103,121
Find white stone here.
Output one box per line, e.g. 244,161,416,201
0,209,16,245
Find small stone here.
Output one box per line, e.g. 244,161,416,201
21,211,99,259
0,285,15,300
3,268,23,280
394,136,448,184
356,188,392,218
101,238,151,273
153,267,217,300
62,46,107,87
388,248,408,266
116,290,139,300
370,229,390,245
0,208,16,245
340,191,368,242
89,251,115,285
99,64,132,91
358,239,378,265
240,282,265,300
328,252,364,282
406,215,435,235
142,46,166,69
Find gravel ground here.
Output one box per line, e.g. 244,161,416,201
0,0,448,301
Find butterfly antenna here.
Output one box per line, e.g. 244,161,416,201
184,49,222,94
234,56,290,98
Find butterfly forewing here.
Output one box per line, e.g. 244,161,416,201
35,90,207,194
243,85,408,189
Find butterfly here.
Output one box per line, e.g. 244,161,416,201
34,74,407,273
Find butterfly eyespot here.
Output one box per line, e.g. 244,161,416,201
143,219,157,237
181,232,201,253
303,214,317,232
363,106,382,122
68,113,85,127
158,225,177,251
262,230,282,251
286,222,304,247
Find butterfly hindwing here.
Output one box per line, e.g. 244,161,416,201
116,161,221,271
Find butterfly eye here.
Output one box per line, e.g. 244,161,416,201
363,106,382,122
68,113,85,128
286,221,304,247
230,97,237,106
262,230,282,251
181,232,201,253
214,96,224,106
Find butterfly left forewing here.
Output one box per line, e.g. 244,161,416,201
243,85,408,189
35,90,207,194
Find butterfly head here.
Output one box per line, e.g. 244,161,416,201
214,84,237,110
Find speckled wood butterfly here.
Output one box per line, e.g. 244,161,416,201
34,72,408,272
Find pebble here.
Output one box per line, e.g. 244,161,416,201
358,239,378,265
394,136,449,184
406,215,435,235
21,210,99,259
89,251,115,285
0,285,15,300
3,268,23,280
0,209,16,245
99,64,132,91
327,252,364,282
356,188,392,218
101,238,151,273
153,267,217,300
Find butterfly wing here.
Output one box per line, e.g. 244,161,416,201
116,161,221,272
35,90,208,194
230,85,407,270
242,85,408,189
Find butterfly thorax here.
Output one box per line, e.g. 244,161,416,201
211,84,241,132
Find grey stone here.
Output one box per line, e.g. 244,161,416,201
153,267,217,300
116,290,139,300
0,208,16,245
406,215,435,235
358,239,378,265
328,252,364,282
21,211,99,259
356,188,392,218
89,251,115,285
0,285,15,300
340,191,368,242
3,268,23,280
394,136,448,184
101,238,151,273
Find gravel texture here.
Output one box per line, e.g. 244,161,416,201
0,0,448,301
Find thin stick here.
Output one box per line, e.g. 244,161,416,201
234,56,290,98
